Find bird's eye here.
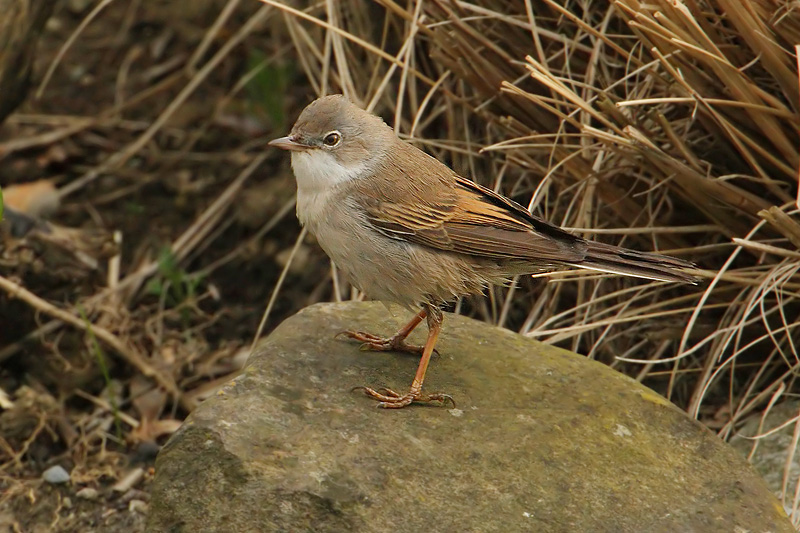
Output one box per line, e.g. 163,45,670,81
322,131,342,147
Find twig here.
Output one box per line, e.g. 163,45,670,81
0,274,178,396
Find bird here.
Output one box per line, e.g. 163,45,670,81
269,95,697,409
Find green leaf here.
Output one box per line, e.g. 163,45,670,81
244,50,291,130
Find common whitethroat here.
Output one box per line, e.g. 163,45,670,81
270,95,696,409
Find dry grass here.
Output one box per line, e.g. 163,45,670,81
0,0,799,528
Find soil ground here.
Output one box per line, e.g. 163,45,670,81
0,2,318,530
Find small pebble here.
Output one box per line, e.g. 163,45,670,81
76,487,99,500
42,465,70,484
112,467,144,493
129,499,149,514
67,0,93,13
133,441,161,463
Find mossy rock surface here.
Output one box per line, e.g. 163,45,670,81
148,302,791,532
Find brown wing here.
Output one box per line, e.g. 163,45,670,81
351,144,585,262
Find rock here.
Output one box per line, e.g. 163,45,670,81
66,0,93,14
113,467,145,493
42,465,70,484
129,500,149,514
148,302,792,532
75,487,99,501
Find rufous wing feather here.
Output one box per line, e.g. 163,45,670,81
353,142,697,283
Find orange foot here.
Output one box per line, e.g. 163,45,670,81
352,386,455,409
336,330,426,355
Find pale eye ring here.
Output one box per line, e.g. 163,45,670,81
322,131,342,147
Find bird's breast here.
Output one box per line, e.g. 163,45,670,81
294,188,500,307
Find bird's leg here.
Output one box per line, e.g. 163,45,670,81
354,306,454,409
337,307,428,355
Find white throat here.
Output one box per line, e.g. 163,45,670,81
291,150,367,227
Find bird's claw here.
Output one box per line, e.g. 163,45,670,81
336,329,425,355
352,385,455,409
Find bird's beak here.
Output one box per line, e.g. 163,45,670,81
268,135,310,152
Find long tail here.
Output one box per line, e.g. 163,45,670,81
569,241,699,284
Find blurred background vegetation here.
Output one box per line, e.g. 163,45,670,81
0,0,799,529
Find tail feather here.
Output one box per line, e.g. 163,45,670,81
569,241,699,284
